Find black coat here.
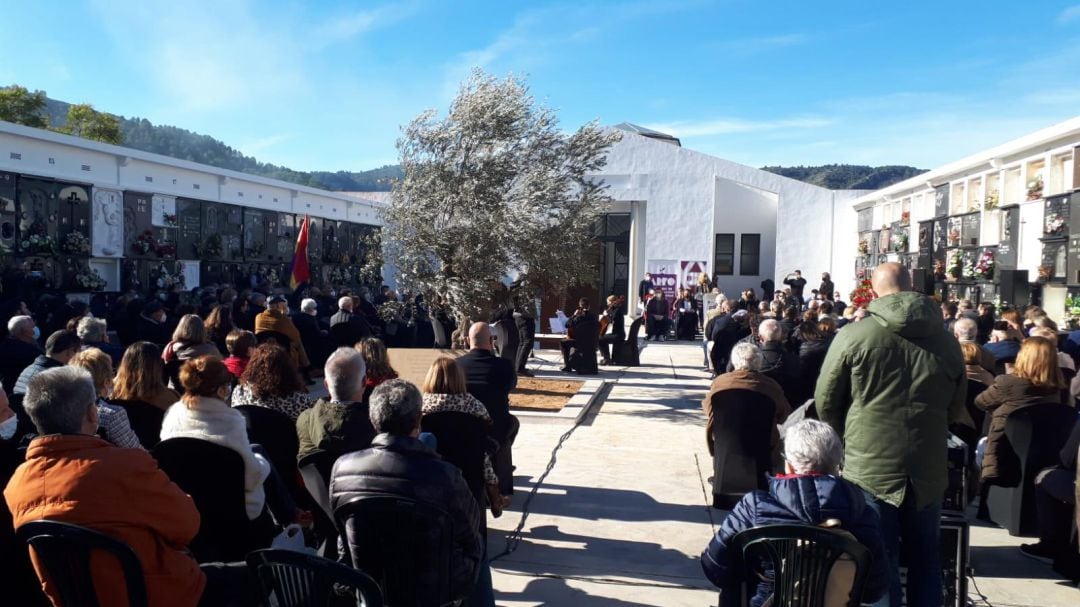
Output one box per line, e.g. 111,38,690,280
0,338,41,396
292,313,326,366
13,355,62,396
819,280,835,300
137,315,170,346
329,310,372,348
456,349,517,441
330,434,482,599
638,279,654,300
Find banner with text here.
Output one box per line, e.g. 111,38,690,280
679,260,710,292
647,259,679,301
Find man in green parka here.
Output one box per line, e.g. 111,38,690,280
815,262,968,607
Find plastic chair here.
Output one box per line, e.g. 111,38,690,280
255,330,293,350
16,520,149,607
235,405,304,502
730,524,871,607
421,412,490,505
334,495,458,607
153,437,269,562
987,403,1077,535
709,389,776,509
297,450,339,559
247,548,383,607
106,399,165,449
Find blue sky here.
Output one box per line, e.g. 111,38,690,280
3,1,1080,173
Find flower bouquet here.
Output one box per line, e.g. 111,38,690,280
20,223,58,256
1066,295,1080,331
154,262,185,289
61,231,91,255
891,232,909,253
1027,174,1044,200
196,234,224,259
132,230,156,256
266,266,281,286
1045,212,1067,236
947,229,961,247
162,212,178,227
946,250,962,281
900,211,910,226
75,266,107,291
850,278,876,308
973,249,995,280
154,238,176,258
985,189,999,210
962,252,978,280
858,240,869,255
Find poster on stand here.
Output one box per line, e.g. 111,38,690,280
646,259,678,301
678,260,709,291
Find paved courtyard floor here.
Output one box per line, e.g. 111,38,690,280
487,341,1079,606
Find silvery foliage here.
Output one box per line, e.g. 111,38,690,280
384,69,620,329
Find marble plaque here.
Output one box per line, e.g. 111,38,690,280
92,188,124,257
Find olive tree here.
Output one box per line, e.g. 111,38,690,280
384,69,619,345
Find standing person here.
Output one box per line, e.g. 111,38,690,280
819,272,835,301
782,271,807,311
457,322,519,502
815,262,968,607
760,278,775,302
514,302,536,377
329,296,371,348
638,272,654,307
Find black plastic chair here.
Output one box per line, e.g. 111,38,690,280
16,520,149,607
421,412,490,506
950,380,989,453
987,403,1078,535
334,495,458,607
612,317,643,366
247,548,383,607
297,450,339,559
730,524,871,607
153,437,270,562
235,405,304,502
710,389,776,509
106,399,165,449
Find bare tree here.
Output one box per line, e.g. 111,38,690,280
384,69,619,345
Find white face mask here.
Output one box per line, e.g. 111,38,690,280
0,414,18,441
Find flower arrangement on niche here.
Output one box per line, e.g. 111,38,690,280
75,266,107,291
984,189,999,210
20,223,58,256
946,250,962,281
973,249,995,281
858,240,869,255
196,233,223,259
1045,212,1067,236
61,231,91,255
933,258,946,280
947,228,961,247
1065,295,1080,331
891,232,909,253
850,278,876,308
900,211,910,226
154,262,185,289
1027,174,1044,200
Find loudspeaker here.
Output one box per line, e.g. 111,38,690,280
997,269,1030,308
911,268,934,295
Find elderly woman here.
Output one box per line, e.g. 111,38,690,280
69,347,142,449
701,419,888,607
702,342,792,457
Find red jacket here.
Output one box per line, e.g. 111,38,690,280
4,434,205,606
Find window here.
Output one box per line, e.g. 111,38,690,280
714,233,734,276
740,234,761,276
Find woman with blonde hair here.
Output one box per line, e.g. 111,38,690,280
357,337,399,404
976,336,1066,487
420,356,505,512
70,347,142,449
961,342,994,387
112,341,180,410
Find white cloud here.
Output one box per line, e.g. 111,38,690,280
643,116,832,138
1059,4,1080,24
712,33,810,57
313,3,419,49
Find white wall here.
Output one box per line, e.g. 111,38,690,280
712,178,777,297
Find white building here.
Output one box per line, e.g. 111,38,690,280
587,123,867,305
848,115,1080,326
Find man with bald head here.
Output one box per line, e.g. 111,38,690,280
816,262,967,606
457,321,519,500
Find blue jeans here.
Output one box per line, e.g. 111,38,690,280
862,487,942,607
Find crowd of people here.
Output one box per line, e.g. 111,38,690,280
700,262,1080,604
0,280,527,606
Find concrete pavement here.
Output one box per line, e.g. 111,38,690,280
487,340,1079,606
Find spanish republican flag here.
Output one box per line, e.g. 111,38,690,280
289,216,310,290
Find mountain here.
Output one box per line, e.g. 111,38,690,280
42,96,402,191
33,92,921,192
761,164,926,190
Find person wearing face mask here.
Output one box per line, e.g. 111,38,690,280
0,315,42,397
137,300,170,346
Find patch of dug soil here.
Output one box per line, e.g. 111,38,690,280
510,378,583,412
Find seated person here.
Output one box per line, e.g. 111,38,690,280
330,379,482,601
702,342,792,457
645,290,672,340
984,321,1021,375
1020,419,1080,576
69,348,142,449
223,329,256,379
3,366,257,607
701,420,888,607
297,347,376,460
599,295,626,366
